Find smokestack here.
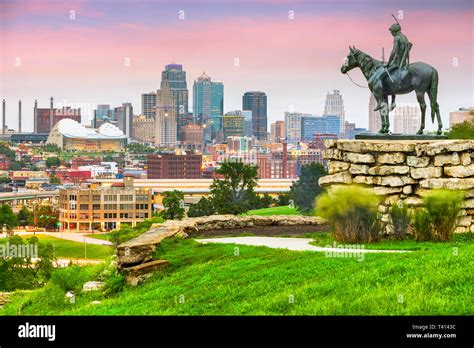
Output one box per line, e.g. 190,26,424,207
49,96,54,131
18,100,22,133
34,99,38,133
282,141,287,179
2,99,5,135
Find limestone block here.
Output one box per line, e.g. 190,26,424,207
434,152,460,166
328,161,350,174
471,225,474,233
349,164,370,175
454,227,467,233
419,178,474,190
381,214,391,223
368,165,409,175
402,185,413,195
384,195,401,205
461,152,471,166
410,167,442,179
404,197,424,206
457,215,471,227
416,140,474,156
323,149,344,160
378,204,389,213
318,172,352,187
343,152,375,164
353,175,375,185
465,209,474,215
461,199,474,209
458,209,467,216
373,186,403,195
407,156,430,168
375,176,404,187
336,140,415,153
444,164,474,178
323,139,337,149
377,152,405,164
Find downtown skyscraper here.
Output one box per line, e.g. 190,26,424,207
323,89,345,134
243,91,267,140
155,80,177,147
193,72,224,143
161,64,189,141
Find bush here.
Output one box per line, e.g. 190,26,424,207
413,208,432,242
423,189,464,241
390,202,410,240
188,197,216,217
51,265,98,292
104,272,125,296
315,185,381,243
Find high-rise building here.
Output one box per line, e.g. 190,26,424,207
270,121,285,143
324,90,345,133
34,97,81,133
141,92,157,119
155,80,177,147
223,113,244,140
182,124,204,151
301,115,341,141
147,152,202,179
227,136,255,153
193,72,224,143
161,64,189,141
393,104,421,134
94,105,114,128
284,112,303,144
114,103,133,138
368,94,381,132
344,121,366,139
243,91,267,140
449,107,474,127
132,115,155,143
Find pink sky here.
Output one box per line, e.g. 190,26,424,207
1,0,473,131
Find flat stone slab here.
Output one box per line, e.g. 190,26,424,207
196,236,409,253
356,133,448,140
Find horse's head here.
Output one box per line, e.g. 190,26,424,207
341,46,359,74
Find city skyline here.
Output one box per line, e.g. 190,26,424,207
1,0,472,132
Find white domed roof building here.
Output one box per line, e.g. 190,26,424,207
47,119,127,152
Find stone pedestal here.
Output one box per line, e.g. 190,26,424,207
319,139,474,233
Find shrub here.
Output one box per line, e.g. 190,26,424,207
104,272,125,296
413,208,432,242
315,185,381,243
423,189,464,241
51,265,98,292
390,202,410,240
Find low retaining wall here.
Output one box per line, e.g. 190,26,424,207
319,139,474,233
117,214,327,284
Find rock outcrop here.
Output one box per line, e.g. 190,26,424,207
319,139,474,234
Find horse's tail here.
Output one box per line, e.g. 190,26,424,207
428,68,440,123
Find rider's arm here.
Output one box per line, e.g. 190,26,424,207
388,36,401,66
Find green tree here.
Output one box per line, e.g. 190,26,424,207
46,156,61,168
187,197,216,217
290,163,327,213
210,161,259,215
34,205,59,230
160,190,185,220
0,176,11,185
17,206,33,226
0,204,19,228
49,175,61,184
447,120,474,139
128,142,154,154
277,193,290,206
0,142,15,160
8,161,25,171
42,144,61,153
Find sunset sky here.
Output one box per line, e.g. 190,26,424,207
1,0,473,132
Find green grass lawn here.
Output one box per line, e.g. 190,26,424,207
0,235,113,260
3,235,472,316
245,206,300,216
85,233,111,241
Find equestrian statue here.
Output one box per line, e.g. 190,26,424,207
340,16,442,135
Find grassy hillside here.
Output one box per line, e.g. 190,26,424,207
245,206,300,216
3,235,472,316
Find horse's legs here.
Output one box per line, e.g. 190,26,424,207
389,95,396,111
375,95,386,133
381,96,390,133
416,91,427,135
427,84,443,135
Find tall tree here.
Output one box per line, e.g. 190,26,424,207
210,161,259,215
45,156,61,168
290,163,327,213
17,206,33,226
0,204,19,228
160,190,185,220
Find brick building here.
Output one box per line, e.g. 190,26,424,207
147,152,202,179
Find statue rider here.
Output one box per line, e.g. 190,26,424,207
369,18,412,111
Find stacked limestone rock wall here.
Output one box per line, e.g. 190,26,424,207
319,139,474,234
